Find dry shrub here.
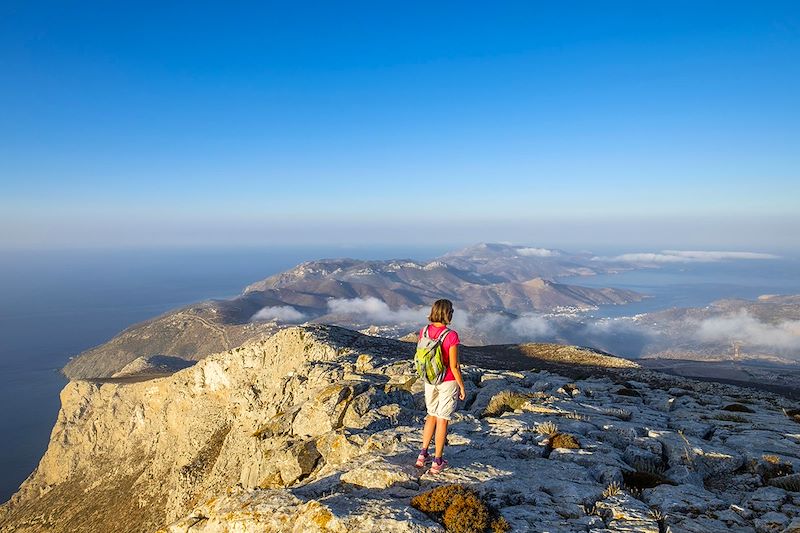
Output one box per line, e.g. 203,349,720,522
603,481,621,498
411,484,510,533
535,421,558,436
482,391,531,418
550,433,581,449
722,403,754,413
564,411,590,421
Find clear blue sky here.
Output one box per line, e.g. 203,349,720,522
1,1,798,249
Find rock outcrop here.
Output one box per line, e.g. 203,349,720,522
3,326,800,532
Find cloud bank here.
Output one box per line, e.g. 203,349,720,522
593,250,779,264
250,305,307,323
516,247,560,258
451,310,553,342
326,297,427,325
694,310,800,351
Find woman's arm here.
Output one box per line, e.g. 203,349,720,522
449,345,466,400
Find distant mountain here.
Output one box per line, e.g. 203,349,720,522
437,242,618,281
62,243,645,379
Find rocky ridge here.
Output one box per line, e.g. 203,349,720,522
3,326,800,532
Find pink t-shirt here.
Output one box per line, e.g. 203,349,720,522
419,324,460,382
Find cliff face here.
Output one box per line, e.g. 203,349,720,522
3,326,800,533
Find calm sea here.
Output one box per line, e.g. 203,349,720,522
1,246,798,503
557,254,800,317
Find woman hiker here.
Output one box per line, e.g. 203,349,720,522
415,299,466,473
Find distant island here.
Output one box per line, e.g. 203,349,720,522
61,243,800,396
63,243,645,379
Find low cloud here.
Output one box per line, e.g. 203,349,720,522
451,310,553,343
326,297,427,325
517,247,560,257
694,310,800,351
251,305,307,323
592,250,779,264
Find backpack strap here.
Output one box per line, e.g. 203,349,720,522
437,328,451,344
421,325,430,339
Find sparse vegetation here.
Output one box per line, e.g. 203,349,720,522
602,481,622,498
411,484,510,533
549,433,581,449
535,421,558,436
650,508,669,533
482,391,532,418
564,411,590,421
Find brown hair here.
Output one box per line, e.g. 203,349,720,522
428,299,454,325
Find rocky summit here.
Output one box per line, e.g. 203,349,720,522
2,326,800,532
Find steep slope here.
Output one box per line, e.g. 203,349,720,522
4,326,800,532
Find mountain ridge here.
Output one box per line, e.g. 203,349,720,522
62,243,645,379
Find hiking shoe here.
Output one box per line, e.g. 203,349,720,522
429,458,448,474
415,453,430,468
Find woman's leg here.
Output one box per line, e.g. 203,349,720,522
434,417,449,458
421,415,437,450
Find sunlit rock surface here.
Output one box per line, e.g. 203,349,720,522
2,325,799,532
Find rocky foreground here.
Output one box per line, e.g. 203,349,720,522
2,326,800,532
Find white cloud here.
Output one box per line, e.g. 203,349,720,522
250,305,307,323
694,310,800,351
450,310,553,342
326,297,427,325
592,250,779,263
517,247,560,257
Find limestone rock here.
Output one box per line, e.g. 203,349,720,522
340,457,420,490
3,325,800,533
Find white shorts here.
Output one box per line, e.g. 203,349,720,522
424,380,460,420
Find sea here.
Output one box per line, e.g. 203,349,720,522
0,245,798,503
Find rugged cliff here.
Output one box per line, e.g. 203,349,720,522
3,326,800,532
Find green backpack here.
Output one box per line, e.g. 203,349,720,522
414,325,451,385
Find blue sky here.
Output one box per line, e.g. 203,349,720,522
1,1,798,249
